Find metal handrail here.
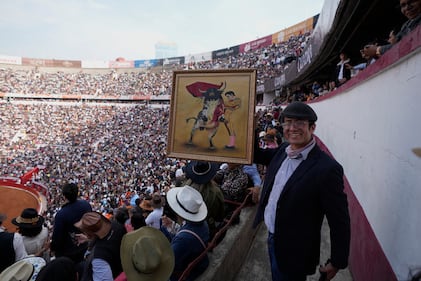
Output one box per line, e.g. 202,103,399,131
178,192,252,281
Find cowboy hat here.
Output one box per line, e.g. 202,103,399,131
139,199,154,212
185,161,219,184
74,212,111,239
12,208,44,229
0,257,46,281
120,227,174,281
166,185,207,222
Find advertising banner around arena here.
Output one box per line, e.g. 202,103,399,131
256,84,265,94
82,60,109,68
134,59,160,68
109,60,135,68
297,43,314,73
184,51,212,64
133,95,151,100
62,95,82,99
272,17,315,44
239,35,272,53
162,56,185,66
22,58,55,67
274,75,285,89
22,58,82,68
52,59,81,68
212,45,240,60
150,95,171,100
0,55,22,65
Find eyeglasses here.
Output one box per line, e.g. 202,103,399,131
400,0,417,8
281,120,309,128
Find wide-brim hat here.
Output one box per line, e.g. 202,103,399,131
0,256,46,281
120,227,174,281
185,161,219,184
139,199,154,212
12,208,44,229
166,185,207,222
74,212,111,239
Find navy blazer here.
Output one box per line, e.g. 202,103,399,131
254,143,350,275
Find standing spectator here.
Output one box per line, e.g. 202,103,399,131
329,52,351,90
161,185,209,281
117,226,174,281
50,183,92,263
253,102,351,281
11,208,49,257
0,213,28,272
145,193,164,229
74,211,125,281
183,161,225,239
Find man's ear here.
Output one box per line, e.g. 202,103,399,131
310,123,316,132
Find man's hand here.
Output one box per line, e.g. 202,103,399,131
247,187,260,204
319,262,338,280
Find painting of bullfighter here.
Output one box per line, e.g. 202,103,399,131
167,69,257,164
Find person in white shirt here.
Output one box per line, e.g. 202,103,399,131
145,193,164,229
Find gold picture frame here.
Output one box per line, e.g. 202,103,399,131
167,69,256,164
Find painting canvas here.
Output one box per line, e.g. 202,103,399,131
167,69,257,164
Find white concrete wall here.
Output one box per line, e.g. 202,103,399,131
310,49,421,280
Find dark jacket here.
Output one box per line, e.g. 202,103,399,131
254,143,350,275
162,221,210,281
0,231,15,272
50,199,92,262
82,221,126,281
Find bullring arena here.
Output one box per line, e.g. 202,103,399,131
0,178,47,232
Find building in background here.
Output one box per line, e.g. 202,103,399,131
155,42,178,59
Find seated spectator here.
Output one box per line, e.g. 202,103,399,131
329,52,351,90
116,226,174,281
363,0,421,57
214,163,249,224
183,161,225,240
0,213,28,272
74,211,126,281
0,256,46,281
161,185,209,281
352,42,378,74
11,208,49,257
35,257,78,281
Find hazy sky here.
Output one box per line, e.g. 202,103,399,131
0,0,323,61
